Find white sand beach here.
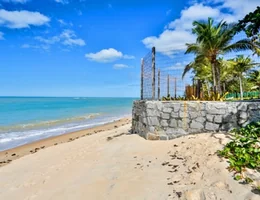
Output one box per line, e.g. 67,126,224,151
0,121,258,200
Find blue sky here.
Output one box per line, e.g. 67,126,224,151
0,0,259,97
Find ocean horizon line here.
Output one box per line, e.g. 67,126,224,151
0,96,139,98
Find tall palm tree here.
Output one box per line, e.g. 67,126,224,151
185,18,259,94
248,70,260,98
230,55,259,100
182,57,212,95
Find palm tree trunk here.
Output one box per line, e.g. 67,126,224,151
205,80,210,96
215,65,222,95
239,76,243,100
211,63,217,93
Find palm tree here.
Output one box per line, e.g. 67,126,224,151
185,18,259,94
182,57,212,96
230,55,259,100
248,70,260,98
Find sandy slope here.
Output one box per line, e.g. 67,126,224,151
0,124,258,200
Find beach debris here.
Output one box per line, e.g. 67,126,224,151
41,146,45,149
176,192,182,198
172,165,179,169
114,125,118,128
107,137,113,141
173,144,178,147
113,133,125,138
196,162,200,168
54,143,58,145
11,153,16,156
137,163,141,165
162,161,170,166
167,182,174,185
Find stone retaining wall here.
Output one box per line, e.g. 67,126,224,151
132,101,260,140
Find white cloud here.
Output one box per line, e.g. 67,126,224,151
209,0,259,20
0,31,4,40
1,0,30,3
142,30,196,56
168,4,220,30
33,29,85,49
142,0,259,56
55,0,69,4
60,29,85,46
0,9,50,28
85,48,135,63
113,64,131,69
21,43,49,50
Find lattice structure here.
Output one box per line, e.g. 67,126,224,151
141,47,190,100
141,39,260,100
142,48,156,100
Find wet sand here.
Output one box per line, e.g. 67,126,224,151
0,117,131,167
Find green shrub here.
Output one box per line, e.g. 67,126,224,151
218,122,260,182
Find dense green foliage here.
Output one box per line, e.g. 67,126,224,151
236,7,260,37
183,8,260,99
218,122,260,177
184,18,258,95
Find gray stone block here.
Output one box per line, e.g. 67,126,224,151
205,122,219,131
161,113,170,119
179,111,188,118
166,128,187,136
237,103,247,111
195,117,206,123
206,114,214,122
239,111,248,119
171,112,179,118
159,135,168,140
190,121,204,129
146,103,156,109
146,109,160,117
214,115,223,124
173,104,181,112
207,108,226,115
189,112,198,119
169,119,177,127
162,107,172,113
161,120,168,127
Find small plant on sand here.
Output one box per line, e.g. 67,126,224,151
218,122,260,182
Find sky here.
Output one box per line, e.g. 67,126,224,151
0,0,259,97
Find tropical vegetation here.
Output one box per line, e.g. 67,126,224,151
218,121,260,189
182,7,260,100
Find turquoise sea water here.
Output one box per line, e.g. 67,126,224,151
0,97,136,151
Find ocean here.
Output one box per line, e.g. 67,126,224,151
0,97,136,151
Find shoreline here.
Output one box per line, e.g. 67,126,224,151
0,117,132,167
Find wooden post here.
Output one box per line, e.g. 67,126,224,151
152,47,156,100
158,69,160,100
167,74,170,96
141,58,144,100
174,77,177,99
